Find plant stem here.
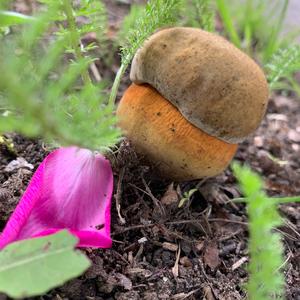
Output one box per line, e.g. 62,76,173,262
108,62,127,107
63,0,91,85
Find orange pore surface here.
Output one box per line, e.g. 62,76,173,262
117,84,238,181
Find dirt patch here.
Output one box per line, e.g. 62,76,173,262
0,94,299,300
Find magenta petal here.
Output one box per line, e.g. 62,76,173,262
0,147,113,249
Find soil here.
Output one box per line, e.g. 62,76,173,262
0,1,299,300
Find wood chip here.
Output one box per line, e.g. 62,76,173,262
267,113,288,122
231,257,248,271
203,241,220,270
161,183,178,206
138,237,147,244
254,136,264,147
116,273,132,291
288,129,300,143
163,242,178,252
180,256,192,268
195,241,204,252
172,246,181,278
203,286,215,300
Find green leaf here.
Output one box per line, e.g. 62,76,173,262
0,11,35,26
178,197,188,208
187,188,198,198
0,230,90,298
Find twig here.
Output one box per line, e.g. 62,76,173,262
171,288,201,299
114,167,126,224
283,219,300,239
142,178,166,216
89,61,102,82
112,223,156,236
231,257,248,271
207,218,248,226
276,252,293,272
219,228,244,241
172,243,181,278
275,228,298,241
112,218,248,236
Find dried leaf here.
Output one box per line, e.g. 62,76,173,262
203,241,220,270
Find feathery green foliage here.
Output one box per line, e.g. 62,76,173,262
109,0,182,106
266,45,300,92
117,4,145,45
233,163,285,300
120,0,181,66
0,1,119,152
180,0,215,32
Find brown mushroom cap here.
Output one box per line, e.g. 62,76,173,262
117,84,238,181
131,27,269,143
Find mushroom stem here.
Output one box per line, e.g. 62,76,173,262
117,84,238,181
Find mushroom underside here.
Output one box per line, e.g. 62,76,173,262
116,84,238,181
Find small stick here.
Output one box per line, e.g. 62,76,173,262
112,218,249,236
172,244,181,278
114,167,126,224
231,256,248,271
89,61,102,82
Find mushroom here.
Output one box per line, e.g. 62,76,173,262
116,27,269,181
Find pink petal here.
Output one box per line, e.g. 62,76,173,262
0,147,113,249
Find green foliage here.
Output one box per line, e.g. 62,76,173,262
178,188,197,208
109,0,182,106
117,4,145,45
215,0,300,94
215,0,241,48
0,11,35,26
180,0,215,32
0,231,90,298
216,0,292,63
120,0,181,65
0,0,120,152
0,135,15,154
233,163,285,300
266,45,300,92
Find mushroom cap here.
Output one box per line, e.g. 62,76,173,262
117,84,238,181
130,27,269,143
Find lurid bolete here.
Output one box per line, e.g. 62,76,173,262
117,27,269,181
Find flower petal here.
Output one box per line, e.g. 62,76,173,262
0,147,113,249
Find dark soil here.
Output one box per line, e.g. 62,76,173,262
1,1,300,300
